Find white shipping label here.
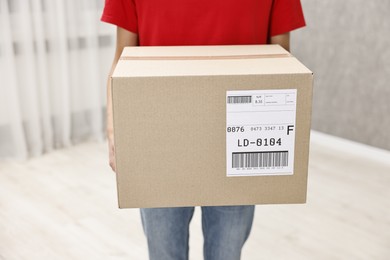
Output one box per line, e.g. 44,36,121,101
226,89,297,177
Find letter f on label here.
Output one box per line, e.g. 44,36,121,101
287,125,294,135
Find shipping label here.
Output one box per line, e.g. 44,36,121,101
226,89,297,177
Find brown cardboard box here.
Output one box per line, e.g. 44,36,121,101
111,45,313,208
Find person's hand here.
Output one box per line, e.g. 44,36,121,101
108,134,116,172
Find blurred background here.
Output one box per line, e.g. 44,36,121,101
0,0,112,159
0,0,389,259
294,0,390,151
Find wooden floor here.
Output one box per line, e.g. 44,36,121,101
1,131,389,260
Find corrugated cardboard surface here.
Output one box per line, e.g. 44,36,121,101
111,45,313,208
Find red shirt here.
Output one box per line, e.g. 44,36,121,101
101,0,305,46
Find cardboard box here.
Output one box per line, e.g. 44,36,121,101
111,45,313,208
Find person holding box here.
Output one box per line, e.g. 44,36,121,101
101,1,305,259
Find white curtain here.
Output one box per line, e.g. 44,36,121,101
0,0,115,159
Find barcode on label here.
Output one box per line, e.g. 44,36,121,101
232,151,288,168
227,96,252,104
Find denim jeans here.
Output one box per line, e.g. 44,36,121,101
140,206,255,260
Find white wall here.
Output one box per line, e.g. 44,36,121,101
292,0,390,150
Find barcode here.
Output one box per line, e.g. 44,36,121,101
232,151,288,168
227,96,252,104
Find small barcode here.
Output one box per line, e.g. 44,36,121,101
232,151,288,168
227,96,252,104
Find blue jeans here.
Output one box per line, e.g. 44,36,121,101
140,206,255,260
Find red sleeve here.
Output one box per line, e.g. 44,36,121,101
269,0,306,37
101,0,138,34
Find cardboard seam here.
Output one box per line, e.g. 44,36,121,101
119,53,292,61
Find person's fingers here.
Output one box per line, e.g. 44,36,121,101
110,161,116,171
109,155,116,172
108,141,116,172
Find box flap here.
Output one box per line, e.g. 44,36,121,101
112,45,312,78
121,44,290,58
